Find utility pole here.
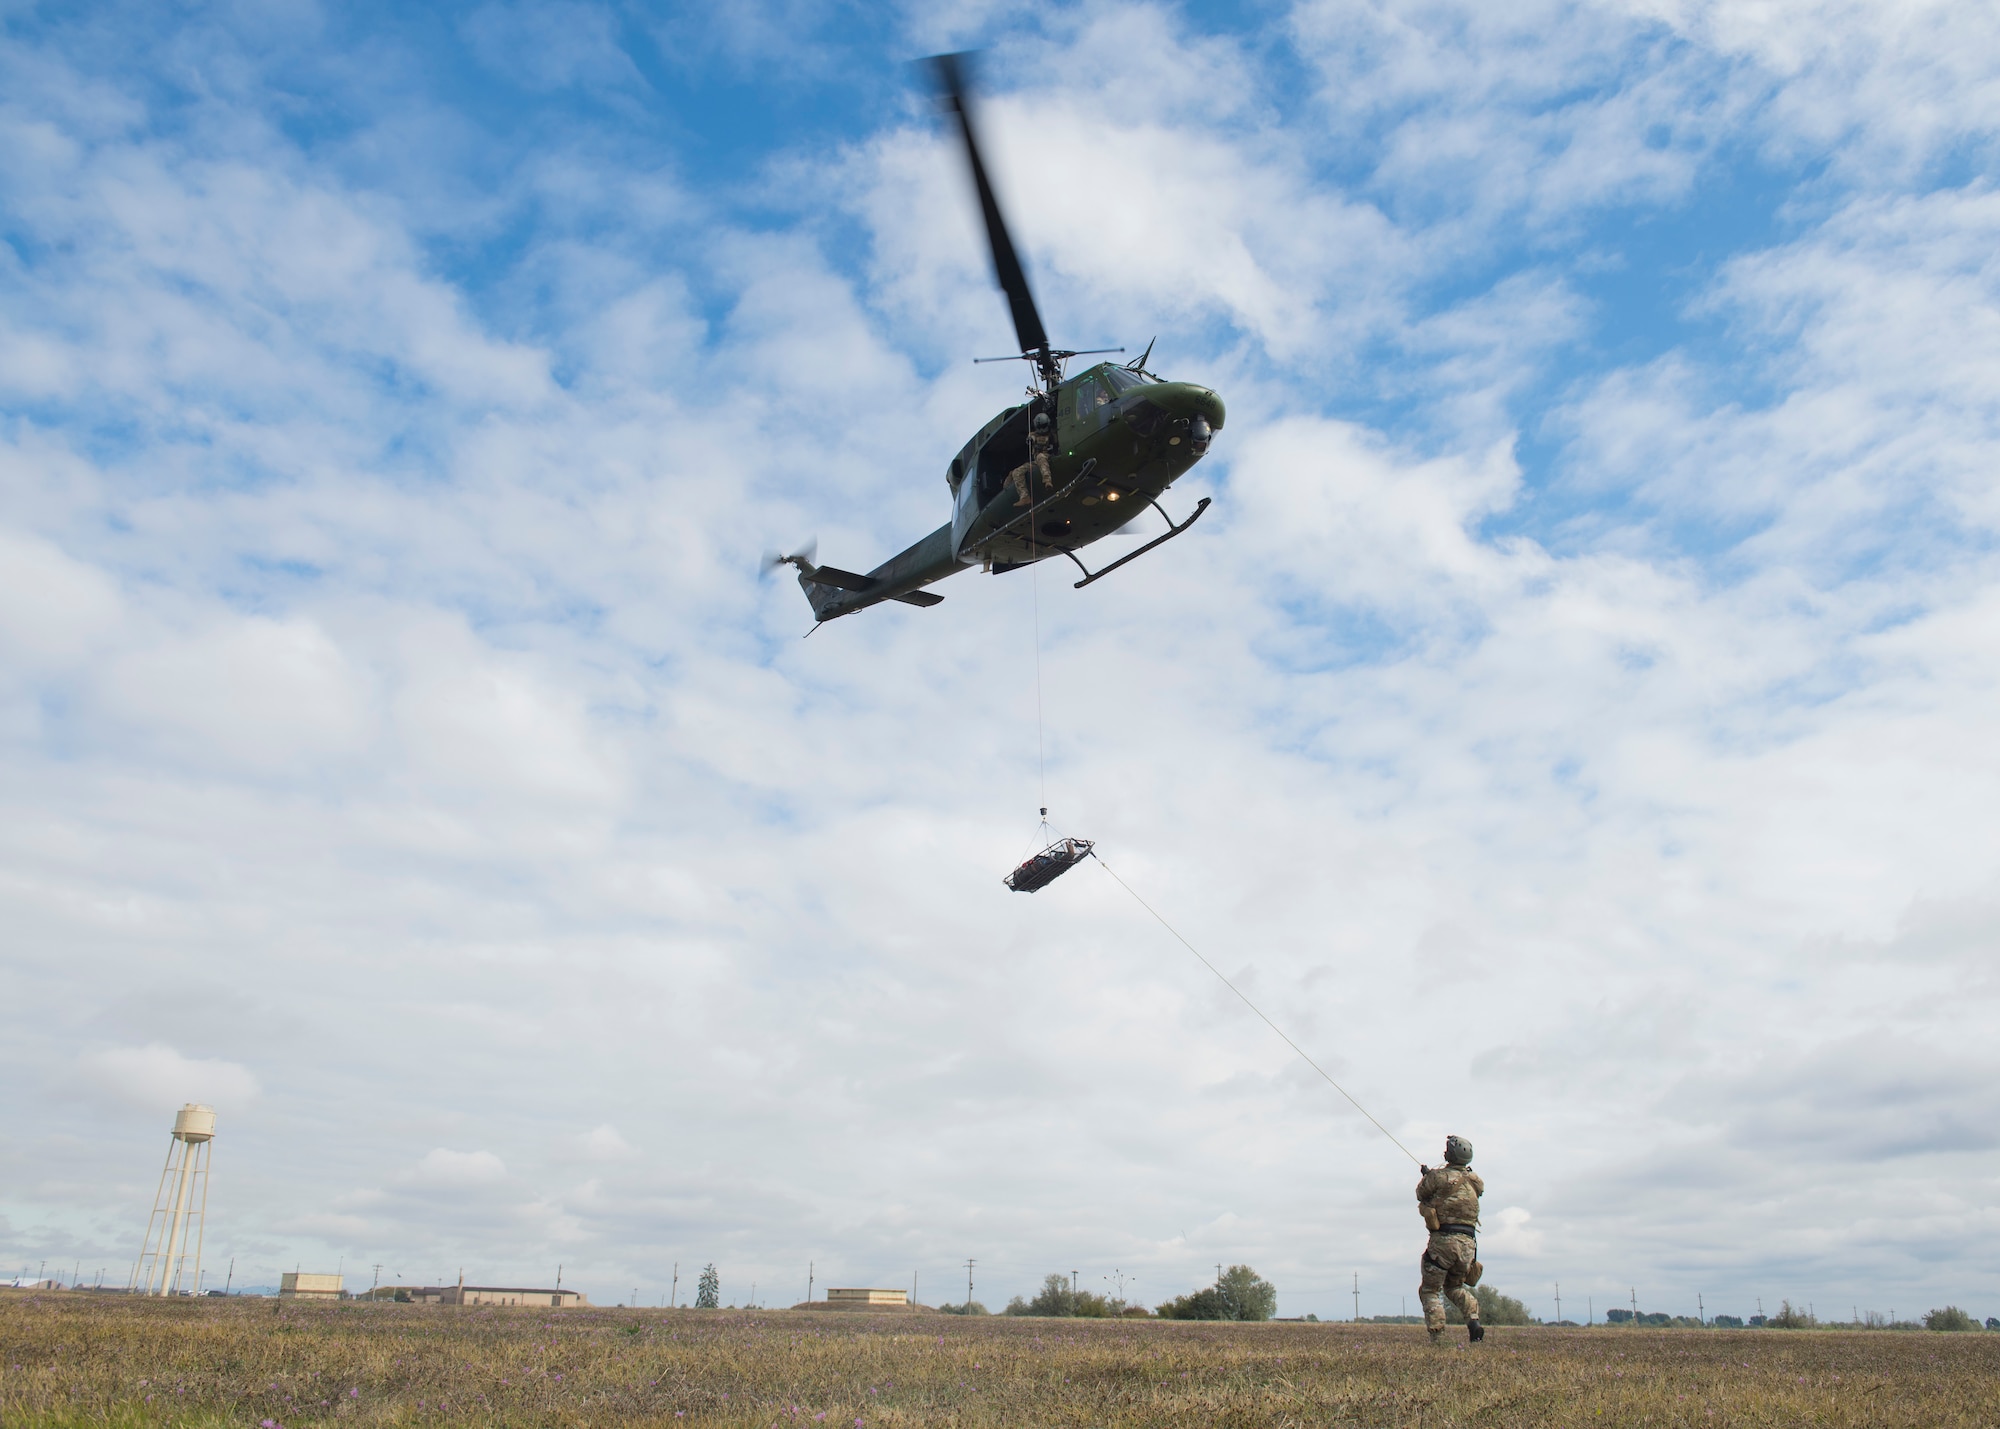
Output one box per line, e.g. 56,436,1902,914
1630,1288,1638,1325
672,1263,679,1308
373,1264,383,1296
1071,1270,1079,1297
456,1268,465,1309
808,1261,813,1303
1588,1296,1593,1326
1215,1262,1223,1285
1353,1272,1360,1323
1554,1282,1561,1324
557,1264,562,1289
1697,1292,1704,1327
965,1258,976,1309
225,1258,234,1295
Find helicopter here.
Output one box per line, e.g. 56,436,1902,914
769,53,1227,624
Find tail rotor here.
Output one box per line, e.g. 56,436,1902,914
761,538,818,578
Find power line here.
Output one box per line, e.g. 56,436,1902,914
1092,855,1421,1165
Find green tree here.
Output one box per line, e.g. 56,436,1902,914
694,1264,720,1309
1156,1286,1230,1320
1444,1287,1532,1326
1924,1306,1976,1331
1767,1300,1816,1329
1004,1274,1116,1317
1029,1273,1073,1316
1156,1266,1276,1322
938,1301,988,1316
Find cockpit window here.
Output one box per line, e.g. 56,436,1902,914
1071,377,1104,417
1100,367,1151,395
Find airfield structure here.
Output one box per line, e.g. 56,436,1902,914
794,1288,920,1312
130,1104,215,1296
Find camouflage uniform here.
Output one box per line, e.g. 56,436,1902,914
1416,1163,1484,1334
1006,429,1053,509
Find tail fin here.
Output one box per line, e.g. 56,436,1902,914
798,568,844,620
792,562,874,621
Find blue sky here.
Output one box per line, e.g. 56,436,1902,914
4,0,1999,1321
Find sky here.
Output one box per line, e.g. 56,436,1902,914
2,0,1998,1323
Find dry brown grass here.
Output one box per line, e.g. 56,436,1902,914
3,1288,1997,1428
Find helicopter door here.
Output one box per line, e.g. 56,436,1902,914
973,406,1034,510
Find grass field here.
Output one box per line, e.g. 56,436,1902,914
3,1291,1997,1428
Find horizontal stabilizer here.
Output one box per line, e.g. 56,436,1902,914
806,565,875,592
890,590,945,607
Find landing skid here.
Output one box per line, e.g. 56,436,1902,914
1057,496,1212,589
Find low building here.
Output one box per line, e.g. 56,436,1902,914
825,1288,909,1307
450,1285,588,1308
280,1273,343,1300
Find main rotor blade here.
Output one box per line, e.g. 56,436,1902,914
930,52,1049,359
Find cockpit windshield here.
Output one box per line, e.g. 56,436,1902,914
1099,366,1152,395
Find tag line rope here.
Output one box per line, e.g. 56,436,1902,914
1091,853,1422,1167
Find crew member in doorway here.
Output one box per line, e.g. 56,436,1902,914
1416,1135,1484,1344
1006,410,1053,508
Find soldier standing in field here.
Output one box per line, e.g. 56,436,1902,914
1416,1135,1484,1344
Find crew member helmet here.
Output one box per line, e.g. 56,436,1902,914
1444,1135,1474,1166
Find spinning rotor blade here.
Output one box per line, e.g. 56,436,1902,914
931,52,1049,360
761,537,817,576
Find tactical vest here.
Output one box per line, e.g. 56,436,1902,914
1418,1165,1482,1230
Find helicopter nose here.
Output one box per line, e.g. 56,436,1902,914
1158,384,1225,449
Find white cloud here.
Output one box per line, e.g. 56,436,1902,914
579,1125,636,1161
78,1043,260,1113
408,1148,509,1187
97,614,371,770
0,529,122,670
1484,1205,1544,1257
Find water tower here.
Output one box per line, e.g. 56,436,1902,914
131,1104,215,1296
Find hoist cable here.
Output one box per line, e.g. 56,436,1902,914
1031,541,1046,814
1091,853,1422,1166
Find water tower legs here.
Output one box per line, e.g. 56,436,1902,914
132,1104,216,1296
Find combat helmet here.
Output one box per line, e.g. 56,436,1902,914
1443,1134,1474,1166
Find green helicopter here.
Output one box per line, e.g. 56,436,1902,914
767,53,1226,623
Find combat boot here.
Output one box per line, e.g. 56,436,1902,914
1467,1320,1484,1343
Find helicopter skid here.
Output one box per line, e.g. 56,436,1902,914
1060,496,1211,589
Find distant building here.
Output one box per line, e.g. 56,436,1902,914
339,1284,588,1307
450,1285,588,1308
280,1273,343,1300
826,1288,909,1307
